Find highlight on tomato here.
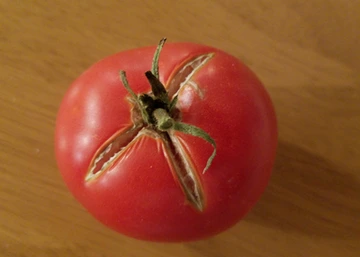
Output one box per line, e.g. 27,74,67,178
55,38,277,242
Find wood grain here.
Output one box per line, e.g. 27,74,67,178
1,0,359,256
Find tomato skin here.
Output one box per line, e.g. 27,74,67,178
55,42,277,242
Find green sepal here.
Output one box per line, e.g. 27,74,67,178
151,38,167,79
120,71,150,124
119,71,138,101
173,122,216,173
169,95,178,112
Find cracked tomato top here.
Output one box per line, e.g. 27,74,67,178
55,39,277,242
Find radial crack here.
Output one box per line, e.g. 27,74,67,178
85,125,143,181
154,53,215,211
160,131,205,211
167,53,214,98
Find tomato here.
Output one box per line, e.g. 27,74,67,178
55,38,277,242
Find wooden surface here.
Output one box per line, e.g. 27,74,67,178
1,1,359,256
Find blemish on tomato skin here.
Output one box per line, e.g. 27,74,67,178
177,86,196,112
176,82,205,113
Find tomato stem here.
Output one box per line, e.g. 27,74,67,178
153,108,174,130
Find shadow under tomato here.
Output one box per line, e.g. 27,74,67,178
244,140,360,239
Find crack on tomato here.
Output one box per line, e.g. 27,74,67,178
153,53,214,211
167,53,214,99
86,125,143,181
85,51,215,212
160,132,205,212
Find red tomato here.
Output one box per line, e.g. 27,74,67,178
55,39,277,242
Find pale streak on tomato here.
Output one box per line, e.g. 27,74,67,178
84,53,214,212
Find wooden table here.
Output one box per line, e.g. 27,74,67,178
1,1,359,256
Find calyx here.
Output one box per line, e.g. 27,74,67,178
119,38,216,173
